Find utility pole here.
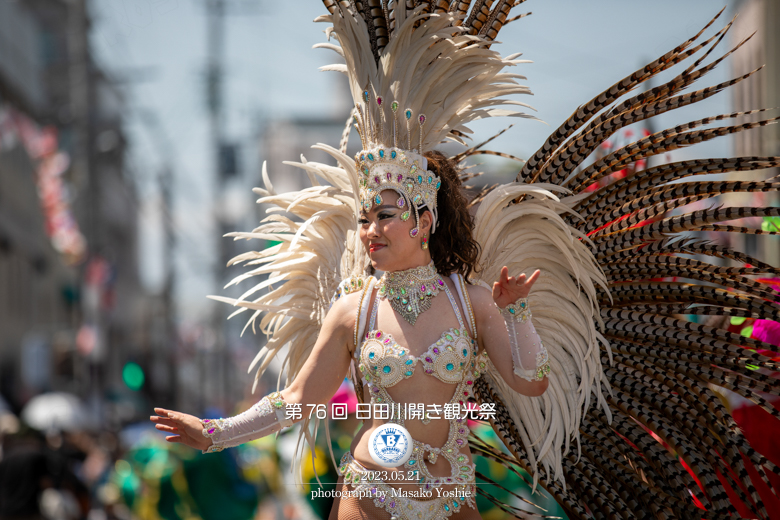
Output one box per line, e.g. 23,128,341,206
205,0,228,410
160,164,177,407
67,0,99,399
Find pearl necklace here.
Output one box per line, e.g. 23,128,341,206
378,261,445,325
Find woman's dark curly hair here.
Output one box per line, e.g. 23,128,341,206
422,150,481,281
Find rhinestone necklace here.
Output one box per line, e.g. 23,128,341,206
378,261,445,325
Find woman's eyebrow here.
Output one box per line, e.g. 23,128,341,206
360,204,398,216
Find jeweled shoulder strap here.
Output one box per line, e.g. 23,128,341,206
351,277,377,405
450,274,477,341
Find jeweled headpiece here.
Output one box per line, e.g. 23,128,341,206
319,2,532,237
357,146,441,237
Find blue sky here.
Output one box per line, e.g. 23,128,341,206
89,0,747,319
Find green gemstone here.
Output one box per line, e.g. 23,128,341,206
457,456,465,462
454,329,460,336
401,288,407,295
407,305,412,312
402,298,408,304
460,466,470,472
445,334,453,341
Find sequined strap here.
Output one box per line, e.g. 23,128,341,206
353,277,378,361
450,274,477,341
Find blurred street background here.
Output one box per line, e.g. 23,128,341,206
0,0,778,519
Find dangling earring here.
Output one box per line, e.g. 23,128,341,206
422,234,429,250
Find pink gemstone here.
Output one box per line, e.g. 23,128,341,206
374,176,380,183
463,391,469,396
459,428,466,434
433,348,439,354
425,357,432,363
438,280,444,286
366,333,370,339
425,369,433,374
397,174,403,182
208,428,215,434
389,501,395,508
419,115,426,124
420,285,426,291
384,338,390,343
377,96,383,106
376,332,382,339
372,387,380,393
467,380,472,385
411,228,418,237
459,400,464,406
386,172,391,180
456,440,464,446
204,419,210,423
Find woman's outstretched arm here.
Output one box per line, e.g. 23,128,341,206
469,267,549,397
150,290,362,452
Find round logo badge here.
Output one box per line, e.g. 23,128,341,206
368,423,413,467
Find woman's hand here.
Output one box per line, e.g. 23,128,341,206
491,266,540,308
150,407,213,452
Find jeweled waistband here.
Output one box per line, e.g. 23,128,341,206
338,451,476,520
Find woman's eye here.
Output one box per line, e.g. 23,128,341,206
378,213,394,219
358,218,369,225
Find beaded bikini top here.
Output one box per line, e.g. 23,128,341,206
359,283,476,387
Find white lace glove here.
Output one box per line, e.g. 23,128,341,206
498,299,551,382
200,392,293,453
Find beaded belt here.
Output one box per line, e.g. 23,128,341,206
338,452,476,520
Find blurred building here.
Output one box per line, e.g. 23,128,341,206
730,0,780,266
0,0,149,426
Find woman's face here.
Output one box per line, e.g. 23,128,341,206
359,190,431,272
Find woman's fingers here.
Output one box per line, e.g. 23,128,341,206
165,435,182,443
150,416,178,427
525,269,541,288
155,424,178,433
